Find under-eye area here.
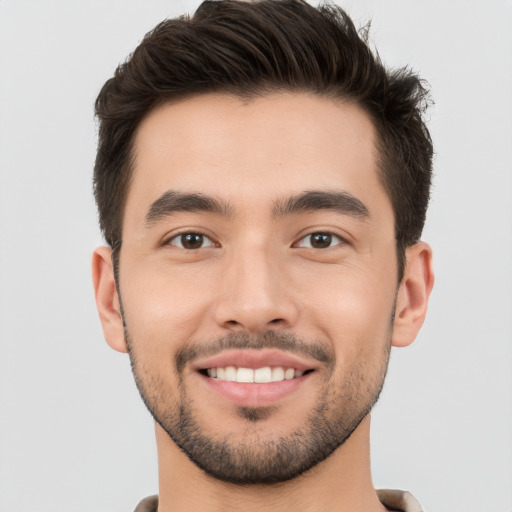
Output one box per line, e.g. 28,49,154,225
199,366,315,383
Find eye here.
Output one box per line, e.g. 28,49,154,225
295,232,345,249
167,232,216,250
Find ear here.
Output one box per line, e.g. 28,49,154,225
92,246,128,353
392,241,434,348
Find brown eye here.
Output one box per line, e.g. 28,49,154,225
168,232,214,249
296,232,343,249
310,233,332,248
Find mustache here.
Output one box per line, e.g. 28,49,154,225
175,331,334,373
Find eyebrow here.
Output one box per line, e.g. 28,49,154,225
145,189,369,226
145,190,233,226
273,190,369,218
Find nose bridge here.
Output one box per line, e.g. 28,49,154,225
214,236,297,333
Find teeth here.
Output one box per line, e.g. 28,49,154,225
225,366,237,381
284,368,295,380
254,367,272,383
237,367,254,383
271,367,285,382
205,366,308,383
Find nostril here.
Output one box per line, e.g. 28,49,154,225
269,318,284,324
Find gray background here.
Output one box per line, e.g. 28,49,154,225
0,1,511,511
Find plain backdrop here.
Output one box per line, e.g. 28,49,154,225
0,1,511,511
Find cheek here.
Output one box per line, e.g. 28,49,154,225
119,259,216,350
298,261,397,358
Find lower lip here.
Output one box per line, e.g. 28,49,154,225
198,372,312,407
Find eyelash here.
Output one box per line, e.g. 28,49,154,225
165,230,347,250
294,232,347,249
165,231,217,250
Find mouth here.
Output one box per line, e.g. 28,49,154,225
193,349,318,407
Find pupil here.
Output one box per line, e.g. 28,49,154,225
182,233,203,249
311,233,331,248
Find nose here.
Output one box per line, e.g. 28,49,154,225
213,245,299,334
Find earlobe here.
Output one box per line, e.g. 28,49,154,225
392,242,434,348
92,246,128,353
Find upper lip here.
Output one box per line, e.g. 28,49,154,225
192,349,319,372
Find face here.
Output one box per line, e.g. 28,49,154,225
115,93,401,483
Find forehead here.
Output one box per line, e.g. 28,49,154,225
125,92,389,223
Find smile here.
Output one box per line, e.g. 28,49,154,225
193,349,319,407
203,366,310,383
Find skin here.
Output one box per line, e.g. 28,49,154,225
93,92,434,512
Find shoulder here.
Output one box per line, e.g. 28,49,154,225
377,489,424,512
133,495,158,512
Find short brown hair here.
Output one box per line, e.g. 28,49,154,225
94,0,433,279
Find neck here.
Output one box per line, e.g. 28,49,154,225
155,415,387,512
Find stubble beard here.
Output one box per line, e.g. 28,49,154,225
123,325,392,485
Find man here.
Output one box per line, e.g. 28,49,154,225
92,1,434,511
